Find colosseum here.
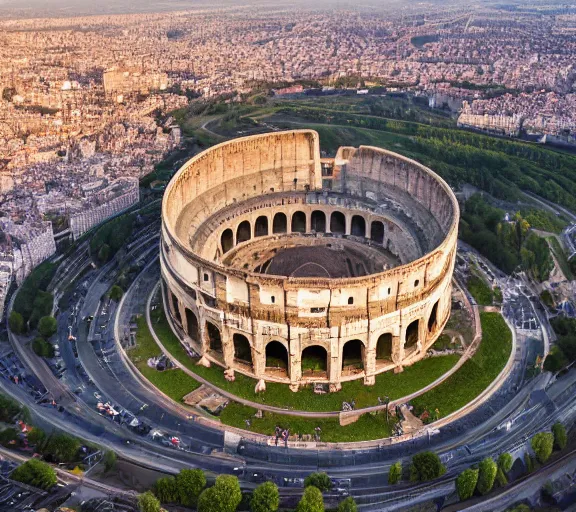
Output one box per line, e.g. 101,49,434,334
160,130,459,392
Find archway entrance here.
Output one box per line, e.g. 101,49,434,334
185,309,199,341
265,341,289,377
405,320,420,354
206,322,222,353
236,221,251,244
341,339,364,374
311,210,326,233
301,345,328,378
351,215,366,237
376,333,393,365
221,229,234,253
330,211,346,234
255,216,268,237
171,293,182,325
371,221,384,244
233,333,252,366
291,211,306,233
273,213,287,234
428,301,439,333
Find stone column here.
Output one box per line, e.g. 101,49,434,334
222,329,235,368
393,333,404,372
289,342,301,392
179,302,188,334
364,346,376,385
252,339,265,378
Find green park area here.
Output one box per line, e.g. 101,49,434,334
129,302,512,442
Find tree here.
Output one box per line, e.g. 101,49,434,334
27,427,46,448
531,432,554,464
388,461,402,484
296,486,324,512
104,450,117,472
9,311,24,334
456,468,479,501
98,243,111,263
138,491,161,512
524,453,534,473
0,427,19,446
197,474,242,512
250,481,280,512
337,496,357,512
476,457,497,495
38,316,57,338
45,433,80,462
32,337,54,358
154,476,178,503
304,472,332,492
410,451,446,482
176,468,206,506
497,452,513,473
552,423,567,451
495,467,508,487
109,285,124,302
11,459,57,490
543,346,568,372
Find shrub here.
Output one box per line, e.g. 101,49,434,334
410,451,446,482
476,457,497,495
456,468,479,500
11,459,57,490
337,496,357,512
9,311,24,334
531,432,554,464
38,316,57,338
153,476,178,503
497,452,513,473
304,472,332,492
176,468,206,507
250,481,280,512
296,486,324,512
495,467,508,487
138,491,161,512
552,422,567,451
524,453,534,473
109,284,124,302
32,337,54,358
44,433,80,462
104,450,117,472
197,474,242,512
388,461,402,484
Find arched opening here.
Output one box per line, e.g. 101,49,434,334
311,210,326,233
206,322,222,352
185,309,199,341
330,211,346,234
273,213,287,234
221,229,234,253
233,333,253,366
341,339,364,373
405,319,420,353
376,333,393,363
428,301,439,333
236,221,251,244
265,341,289,377
291,211,306,233
171,293,182,325
351,215,366,237
301,345,328,378
371,221,385,244
255,216,269,237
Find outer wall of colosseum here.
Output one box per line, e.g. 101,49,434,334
160,130,459,391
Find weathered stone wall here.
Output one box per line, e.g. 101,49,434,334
161,130,459,391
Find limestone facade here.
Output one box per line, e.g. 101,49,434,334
161,130,459,391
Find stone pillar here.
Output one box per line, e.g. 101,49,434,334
393,333,404,372
179,302,188,334
222,329,235,368
252,339,265,378
289,343,301,391
364,346,376,385
345,215,351,235
306,212,312,233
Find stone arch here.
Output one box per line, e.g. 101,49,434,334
221,228,234,253
330,211,346,234
376,333,393,363
311,210,326,233
341,339,364,372
171,293,182,325
255,216,269,237
273,212,287,234
351,215,366,237
185,308,199,341
301,345,328,378
233,333,253,366
428,300,439,333
405,319,420,352
371,221,385,244
206,322,222,352
265,340,289,377
236,220,251,244
291,211,306,233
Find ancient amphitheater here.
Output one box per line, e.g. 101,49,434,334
160,130,459,392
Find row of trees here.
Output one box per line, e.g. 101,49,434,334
543,317,576,373
460,195,553,279
140,470,357,512
12,260,56,329
456,424,567,501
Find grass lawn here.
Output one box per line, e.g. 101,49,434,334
149,308,460,412
219,402,395,442
411,312,512,420
127,316,200,402
467,272,493,306
432,334,457,351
